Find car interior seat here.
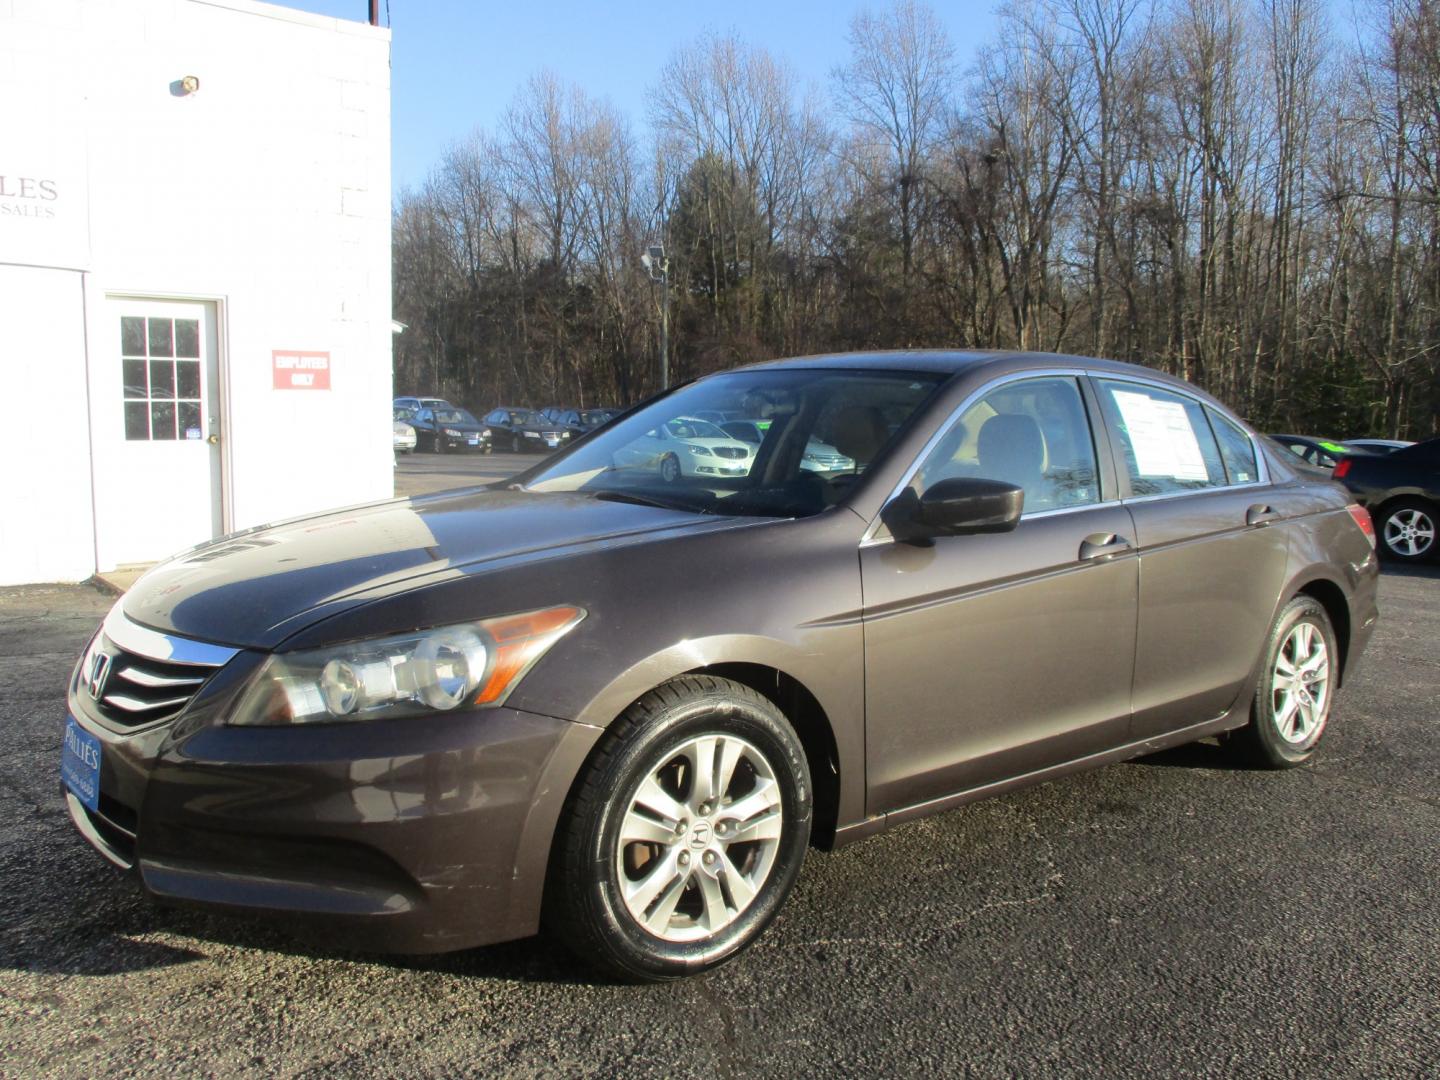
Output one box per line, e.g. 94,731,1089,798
977,413,1047,502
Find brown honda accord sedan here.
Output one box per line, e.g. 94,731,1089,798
62,352,1379,980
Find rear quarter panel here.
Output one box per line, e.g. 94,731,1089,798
1265,476,1380,682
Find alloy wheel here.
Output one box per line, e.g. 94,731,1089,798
615,734,783,943
1270,621,1331,744
1383,508,1434,558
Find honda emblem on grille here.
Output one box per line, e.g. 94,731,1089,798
86,651,112,700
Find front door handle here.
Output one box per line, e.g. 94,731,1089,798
1246,504,1280,526
1079,533,1133,560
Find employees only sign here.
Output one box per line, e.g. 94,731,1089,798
273,350,331,390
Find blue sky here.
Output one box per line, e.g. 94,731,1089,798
280,0,1003,193
284,0,1367,195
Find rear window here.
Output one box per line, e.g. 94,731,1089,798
1207,408,1259,484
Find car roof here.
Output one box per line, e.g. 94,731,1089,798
729,349,1208,393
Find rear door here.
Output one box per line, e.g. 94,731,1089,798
1091,377,1289,740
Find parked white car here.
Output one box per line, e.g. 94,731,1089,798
612,417,753,482
392,409,417,454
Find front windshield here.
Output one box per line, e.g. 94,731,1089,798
509,410,537,425
524,369,944,517
434,409,476,424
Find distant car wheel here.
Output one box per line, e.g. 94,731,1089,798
1225,595,1337,769
659,454,680,483
435,434,447,455
1376,499,1436,562
546,675,812,981
511,434,521,453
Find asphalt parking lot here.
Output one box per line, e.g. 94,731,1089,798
393,449,545,499
1,542,1437,1076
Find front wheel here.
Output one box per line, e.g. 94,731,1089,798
1377,498,1436,562
546,675,812,981
659,453,681,484
1226,595,1337,768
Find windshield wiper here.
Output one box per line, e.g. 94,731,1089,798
591,490,711,515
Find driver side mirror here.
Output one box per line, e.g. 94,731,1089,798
881,477,1024,544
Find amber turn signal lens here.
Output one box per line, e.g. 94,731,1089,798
473,606,586,706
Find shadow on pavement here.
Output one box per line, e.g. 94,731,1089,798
1378,559,1440,581
1128,739,1268,771
0,857,602,985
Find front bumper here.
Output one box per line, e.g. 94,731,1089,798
65,669,600,954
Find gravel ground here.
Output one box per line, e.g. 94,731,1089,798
0,566,1436,1079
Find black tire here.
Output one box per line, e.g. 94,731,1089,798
511,433,521,454
659,453,681,484
546,675,812,982
435,434,447,455
1375,498,1437,563
1226,595,1338,769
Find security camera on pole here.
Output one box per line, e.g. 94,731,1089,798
640,243,670,391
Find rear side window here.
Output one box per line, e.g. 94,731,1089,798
1096,379,1226,496
1208,408,1259,484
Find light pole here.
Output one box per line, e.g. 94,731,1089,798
641,243,670,390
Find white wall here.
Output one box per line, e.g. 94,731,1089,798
0,266,98,585
0,0,393,583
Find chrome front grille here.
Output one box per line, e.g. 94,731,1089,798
714,446,747,459
78,609,239,729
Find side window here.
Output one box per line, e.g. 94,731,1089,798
916,376,1100,513
1208,408,1259,484
1096,380,1226,495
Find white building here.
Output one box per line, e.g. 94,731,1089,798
0,0,393,586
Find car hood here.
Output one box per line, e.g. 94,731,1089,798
119,489,742,650
434,421,487,432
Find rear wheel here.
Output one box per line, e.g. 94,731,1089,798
659,453,681,483
1376,498,1436,562
1226,595,1336,768
546,675,812,981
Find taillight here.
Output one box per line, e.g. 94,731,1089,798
1333,457,1353,479
1346,503,1376,548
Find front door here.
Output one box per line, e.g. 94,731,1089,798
92,297,222,570
862,375,1138,814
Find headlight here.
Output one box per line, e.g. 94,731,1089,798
524,430,540,438
228,606,584,725
687,445,713,456
562,431,571,438
482,428,491,437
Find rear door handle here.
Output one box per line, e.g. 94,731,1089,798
1247,504,1281,527
1079,533,1134,560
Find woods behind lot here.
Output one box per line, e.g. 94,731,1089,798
392,0,1440,438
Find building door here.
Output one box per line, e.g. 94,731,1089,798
92,297,223,570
